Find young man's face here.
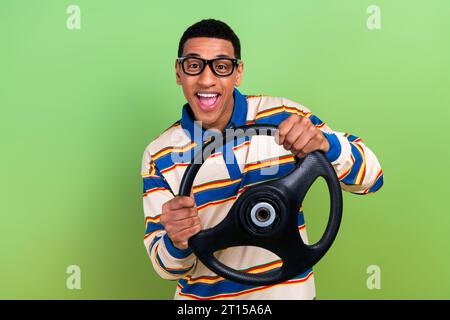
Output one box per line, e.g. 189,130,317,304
176,37,244,131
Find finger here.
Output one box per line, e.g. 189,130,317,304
165,206,198,221
165,216,201,236
168,196,195,210
168,221,202,244
301,135,324,155
291,129,313,155
283,123,306,151
276,115,298,145
295,136,319,158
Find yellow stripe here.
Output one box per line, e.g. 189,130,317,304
145,215,161,223
152,142,197,161
245,95,263,99
243,155,294,173
233,140,250,151
152,148,172,161
193,178,241,194
255,105,311,120
197,196,237,212
160,163,189,175
149,161,156,175
248,261,283,274
352,142,366,185
143,187,168,197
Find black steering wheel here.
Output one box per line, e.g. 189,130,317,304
179,124,343,286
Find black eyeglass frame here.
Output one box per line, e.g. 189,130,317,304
177,56,241,77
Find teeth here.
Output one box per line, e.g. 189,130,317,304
197,93,219,98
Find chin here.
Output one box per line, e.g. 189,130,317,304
197,115,220,130
192,104,224,127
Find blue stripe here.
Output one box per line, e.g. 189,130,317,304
222,138,246,181
368,174,384,193
143,159,174,195
163,234,193,259
323,132,341,162
143,177,171,193
194,181,241,208
154,153,182,175
224,155,241,180
309,114,324,126
345,133,360,142
341,143,363,185
298,212,305,226
145,221,164,235
178,268,313,298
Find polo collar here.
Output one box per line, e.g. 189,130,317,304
180,88,248,144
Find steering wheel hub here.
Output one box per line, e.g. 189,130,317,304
239,192,283,237
252,203,274,224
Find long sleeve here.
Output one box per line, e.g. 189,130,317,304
141,147,197,280
310,114,384,195
280,98,384,195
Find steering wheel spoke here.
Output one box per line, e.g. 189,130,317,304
188,205,247,255
276,154,326,209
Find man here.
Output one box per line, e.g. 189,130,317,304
141,19,383,300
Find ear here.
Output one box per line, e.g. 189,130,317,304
234,61,244,87
175,59,182,85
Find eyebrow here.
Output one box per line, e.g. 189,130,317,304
184,53,233,59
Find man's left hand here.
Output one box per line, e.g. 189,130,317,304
276,114,330,158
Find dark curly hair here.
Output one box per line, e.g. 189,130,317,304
178,19,241,59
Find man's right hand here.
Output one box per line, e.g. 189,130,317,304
160,196,202,250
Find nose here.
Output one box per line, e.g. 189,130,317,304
197,63,216,87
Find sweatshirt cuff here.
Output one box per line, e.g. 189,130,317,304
163,234,193,259
322,132,342,163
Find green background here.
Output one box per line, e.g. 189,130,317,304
1,0,449,299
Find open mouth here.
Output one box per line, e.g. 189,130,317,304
195,92,221,112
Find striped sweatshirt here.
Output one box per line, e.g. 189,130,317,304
141,88,384,300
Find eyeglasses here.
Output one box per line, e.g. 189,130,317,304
177,56,241,77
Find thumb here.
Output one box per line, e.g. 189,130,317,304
190,189,196,204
